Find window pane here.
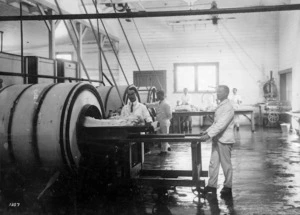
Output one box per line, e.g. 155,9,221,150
176,66,195,92
56,53,72,61
197,65,217,92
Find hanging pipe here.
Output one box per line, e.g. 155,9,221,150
86,0,129,85
54,0,91,82
132,19,163,90
108,0,142,74
79,0,125,105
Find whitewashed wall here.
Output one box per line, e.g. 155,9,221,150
279,10,300,111
117,13,280,112
15,10,285,126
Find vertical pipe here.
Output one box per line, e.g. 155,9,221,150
0,31,3,52
98,35,103,84
76,23,83,79
48,9,55,60
20,3,25,83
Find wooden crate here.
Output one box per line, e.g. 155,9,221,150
0,52,24,86
25,56,56,84
56,59,78,83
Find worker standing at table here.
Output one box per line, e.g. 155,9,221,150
199,85,235,196
230,88,242,131
181,88,193,132
146,90,172,155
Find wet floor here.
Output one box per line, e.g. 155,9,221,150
1,126,300,214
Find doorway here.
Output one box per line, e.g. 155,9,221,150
279,68,292,104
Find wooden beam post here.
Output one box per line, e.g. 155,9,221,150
48,9,55,59
76,22,84,78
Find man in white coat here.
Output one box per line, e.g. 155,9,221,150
121,86,153,125
199,85,235,196
230,88,242,131
146,90,172,155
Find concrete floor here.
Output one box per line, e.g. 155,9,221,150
1,126,300,214
141,126,300,215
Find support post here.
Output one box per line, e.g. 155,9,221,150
76,22,83,79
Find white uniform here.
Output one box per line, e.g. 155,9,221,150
181,94,192,105
146,100,172,152
121,100,153,124
181,93,192,130
206,99,235,189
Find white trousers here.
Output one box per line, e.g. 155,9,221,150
158,121,170,152
207,141,233,188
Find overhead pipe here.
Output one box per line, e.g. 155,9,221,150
1,4,300,21
0,71,104,83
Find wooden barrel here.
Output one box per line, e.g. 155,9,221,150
138,86,157,103
97,85,140,117
0,83,105,176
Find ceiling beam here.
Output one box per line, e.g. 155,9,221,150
1,4,300,21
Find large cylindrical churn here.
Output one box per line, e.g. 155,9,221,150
97,85,140,117
138,86,156,103
0,83,105,176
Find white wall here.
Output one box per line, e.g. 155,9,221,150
279,10,300,111
13,10,284,126
117,13,279,111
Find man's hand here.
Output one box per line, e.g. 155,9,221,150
199,134,210,142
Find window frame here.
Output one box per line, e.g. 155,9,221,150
173,62,219,93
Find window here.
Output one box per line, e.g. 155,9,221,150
174,63,219,93
56,52,73,61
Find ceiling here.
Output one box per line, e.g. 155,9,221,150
0,0,300,53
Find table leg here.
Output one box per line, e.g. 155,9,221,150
178,116,181,133
251,111,255,132
191,141,199,182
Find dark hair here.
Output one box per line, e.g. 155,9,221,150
218,85,230,96
128,85,136,91
157,90,165,96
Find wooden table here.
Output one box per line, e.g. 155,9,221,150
172,109,255,133
82,126,208,193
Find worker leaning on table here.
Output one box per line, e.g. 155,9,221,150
145,90,172,155
199,85,235,196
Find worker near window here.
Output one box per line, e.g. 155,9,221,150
198,85,235,196
229,88,242,131
121,86,153,125
146,90,172,155
181,87,193,132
